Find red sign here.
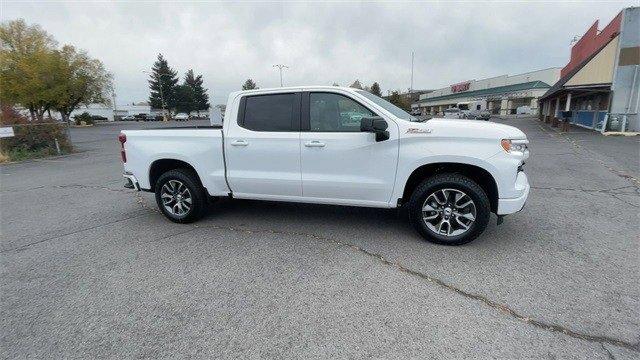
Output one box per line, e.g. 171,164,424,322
451,81,470,93
561,12,621,77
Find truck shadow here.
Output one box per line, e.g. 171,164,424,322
201,197,419,240
194,197,507,249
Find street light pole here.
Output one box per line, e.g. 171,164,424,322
158,80,166,121
410,51,414,95
273,64,289,87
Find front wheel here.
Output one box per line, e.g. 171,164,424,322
408,174,490,245
155,169,207,223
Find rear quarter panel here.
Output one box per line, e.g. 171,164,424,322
122,129,228,196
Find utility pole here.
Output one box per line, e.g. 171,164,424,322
410,51,414,95
273,64,289,87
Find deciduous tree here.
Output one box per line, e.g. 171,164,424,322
0,19,58,120
51,45,113,123
0,19,112,122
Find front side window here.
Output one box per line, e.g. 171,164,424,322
309,92,374,132
355,90,418,121
242,93,295,131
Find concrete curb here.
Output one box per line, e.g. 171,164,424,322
602,131,640,136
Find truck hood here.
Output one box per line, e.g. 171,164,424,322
401,118,527,140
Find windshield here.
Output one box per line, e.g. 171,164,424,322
355,90,419,121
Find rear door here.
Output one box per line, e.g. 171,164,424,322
299,91,398,205
224,92,302,198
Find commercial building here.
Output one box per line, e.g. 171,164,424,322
416,68,561,116
539,7,640,132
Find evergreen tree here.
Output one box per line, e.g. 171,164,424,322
387,90,411,111
184,69,209,114
370,82,382,97
174,84,195,114
242,78,258,90
349,79,363,89
148,53,179,111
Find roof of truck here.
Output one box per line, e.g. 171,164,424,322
229,86,360,97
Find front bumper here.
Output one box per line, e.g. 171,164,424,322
123,172,140,191
497,171,529,215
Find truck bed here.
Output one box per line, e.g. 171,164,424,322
121,127,230,196
150,125,223,130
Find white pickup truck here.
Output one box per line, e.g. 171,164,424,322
120,86,529,245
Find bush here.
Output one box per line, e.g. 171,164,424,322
72,112,95,125
0,105,73,161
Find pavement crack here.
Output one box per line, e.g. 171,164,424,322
600,343,616,360
0,183,129,194
0,212,150,254
192,222,640,353
54,183,129,193
531,185,639,208
536,123,640,188
532,185,614,193
608,193,640,208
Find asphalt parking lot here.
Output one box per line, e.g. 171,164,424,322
1,117,639,358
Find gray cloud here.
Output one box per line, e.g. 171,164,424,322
1,1,635,105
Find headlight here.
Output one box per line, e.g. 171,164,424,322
501,139,529,154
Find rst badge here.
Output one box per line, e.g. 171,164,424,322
406,128,432,134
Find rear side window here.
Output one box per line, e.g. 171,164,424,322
241,93,297,131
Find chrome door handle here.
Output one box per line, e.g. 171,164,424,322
304,140,326,148
231,139,248,146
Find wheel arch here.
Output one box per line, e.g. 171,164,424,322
148,158,204,192
401,162,499,213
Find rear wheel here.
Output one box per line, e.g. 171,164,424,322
155,169,207,223
408,174,490,245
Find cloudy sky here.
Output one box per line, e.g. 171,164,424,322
1,1,636,105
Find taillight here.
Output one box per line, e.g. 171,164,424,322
118,133,127,163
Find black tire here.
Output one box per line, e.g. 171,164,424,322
154,169,207,223
408,174,490,245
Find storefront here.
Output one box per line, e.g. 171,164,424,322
416,68,561,116
539,7,640,133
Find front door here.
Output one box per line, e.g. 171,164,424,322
300,91,398,205
225,92,302,198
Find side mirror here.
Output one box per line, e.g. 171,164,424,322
360,116,390,141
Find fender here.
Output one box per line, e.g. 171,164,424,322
391,154,502,205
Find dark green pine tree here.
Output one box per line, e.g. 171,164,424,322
242,78,258,90
148,54,179,111
184,69,210,114
175,84,195,114
370,82,382,97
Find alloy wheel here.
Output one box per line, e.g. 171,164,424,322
422,188,477,237
160,180,193,216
